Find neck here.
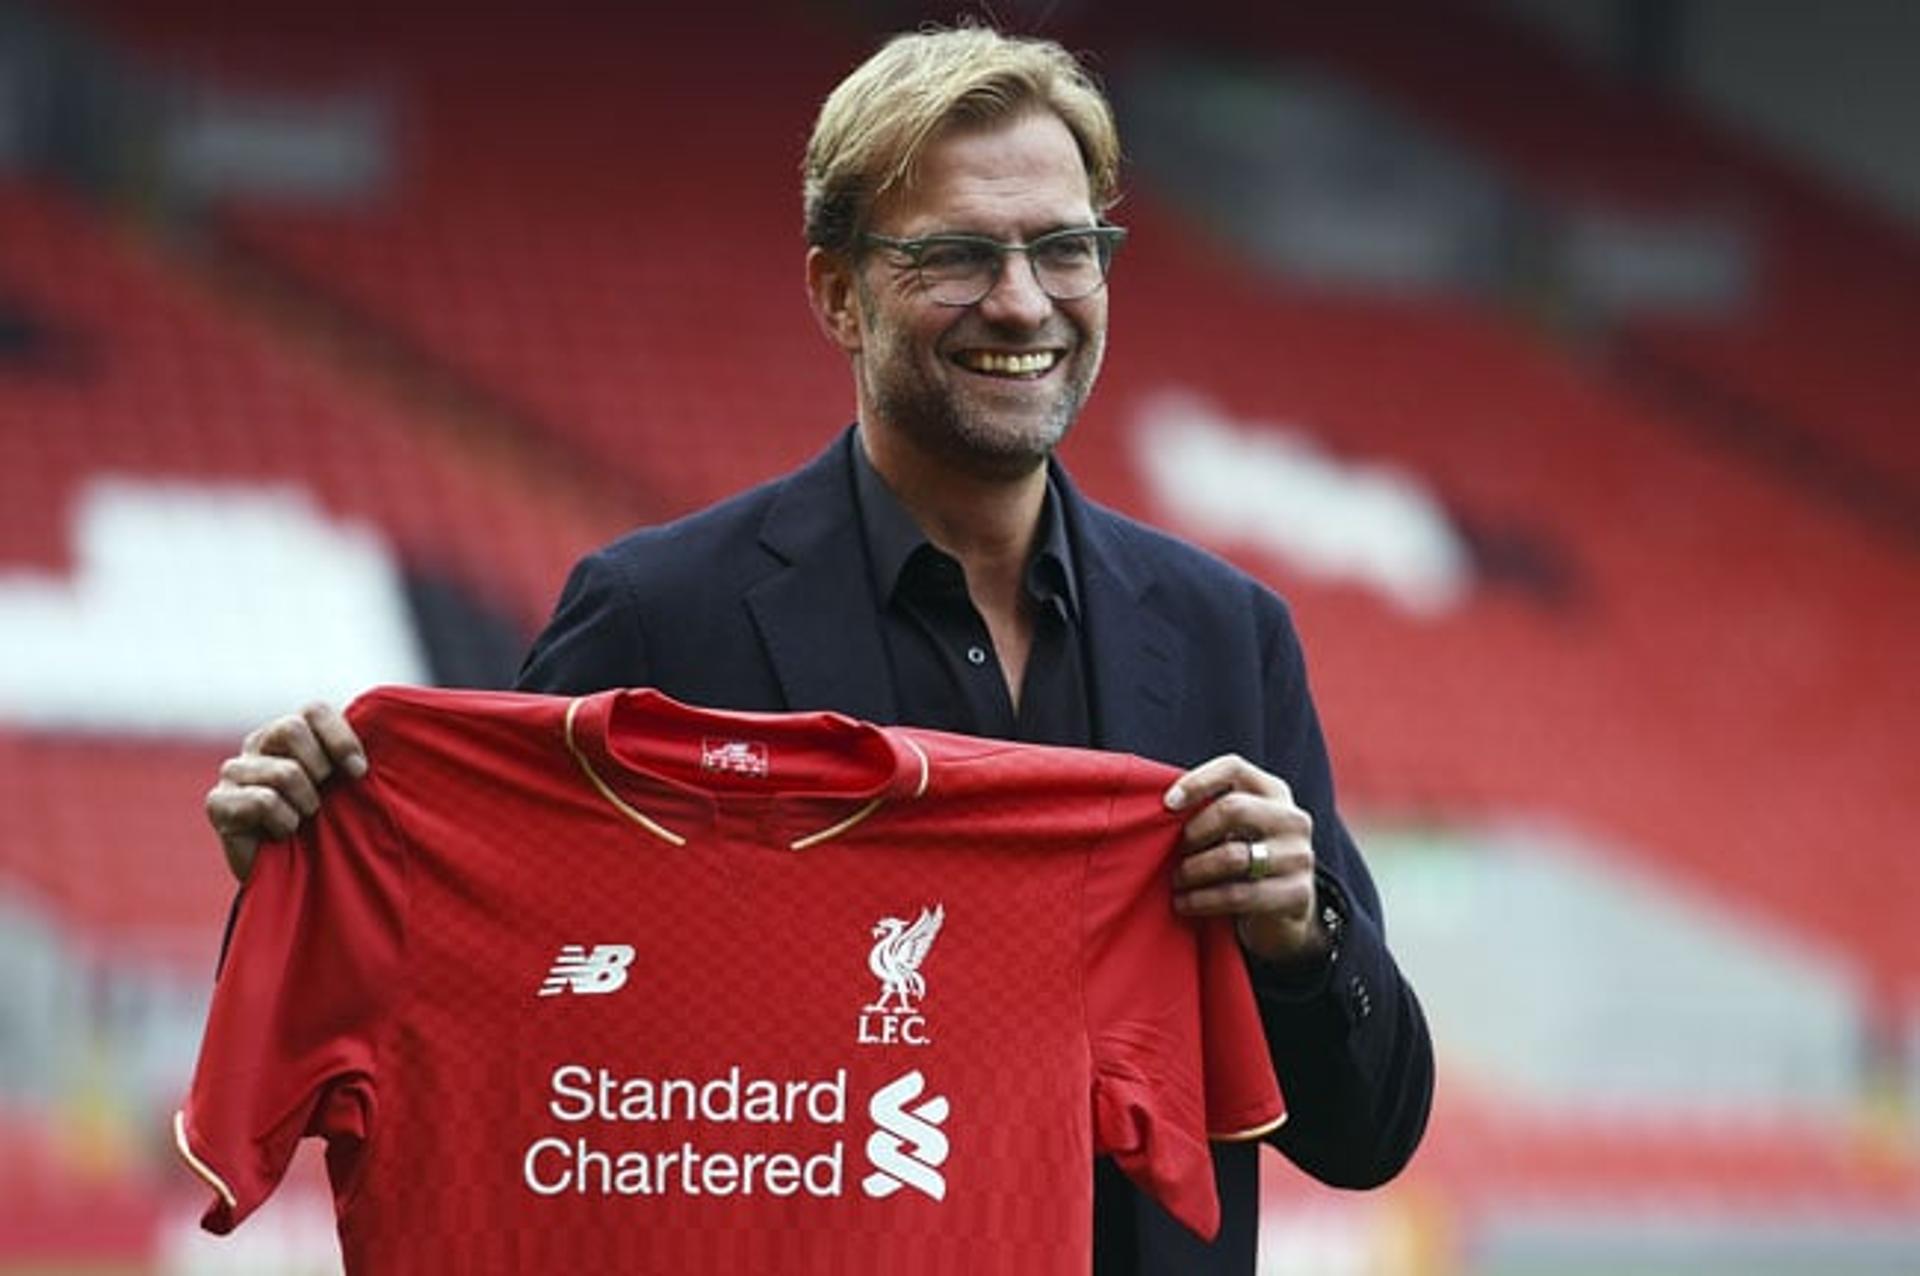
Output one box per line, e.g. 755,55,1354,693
857,421,1054,708
857,422,1048,576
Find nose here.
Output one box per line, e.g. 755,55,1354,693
974,248,1053,329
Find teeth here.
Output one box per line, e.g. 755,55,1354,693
961,350,1059,375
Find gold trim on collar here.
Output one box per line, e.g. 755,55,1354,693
904,734,930,798
788,796,885,851
566,697,928,852
784,733,926,850
565,698,687,846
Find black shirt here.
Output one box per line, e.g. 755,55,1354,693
850,436,1091,748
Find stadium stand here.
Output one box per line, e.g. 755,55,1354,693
0,183,617,634
79,0,860,512
1110,0,1920,508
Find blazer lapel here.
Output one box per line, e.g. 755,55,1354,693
1058,467,1187,762
743,437,1185,749
744,432,900,724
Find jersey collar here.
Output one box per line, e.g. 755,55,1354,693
564,689,929,850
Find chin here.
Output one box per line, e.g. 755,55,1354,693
947,415,1072,478
870,374,1085,479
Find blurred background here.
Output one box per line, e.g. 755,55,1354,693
1,0,1915,1272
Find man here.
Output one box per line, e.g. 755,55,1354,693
205,25,1432,1274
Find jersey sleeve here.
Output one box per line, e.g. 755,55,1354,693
1083,758,1286,1242
174,769,410,1234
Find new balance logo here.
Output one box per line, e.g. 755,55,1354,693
538,944,635,997
862,1069,949,1201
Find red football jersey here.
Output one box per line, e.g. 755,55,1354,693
175,687,1285,1274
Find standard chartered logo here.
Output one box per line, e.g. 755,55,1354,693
861,1069,949,1201
520,1063,951,1206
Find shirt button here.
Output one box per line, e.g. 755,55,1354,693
966,645,988,666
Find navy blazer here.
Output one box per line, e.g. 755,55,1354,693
518,429,1433,1274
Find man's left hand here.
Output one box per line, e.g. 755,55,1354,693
1165,754,1329,967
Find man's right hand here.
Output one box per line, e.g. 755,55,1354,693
205,703,367,883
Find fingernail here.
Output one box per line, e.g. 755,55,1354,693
1164,784,1186,811
346,755,369,778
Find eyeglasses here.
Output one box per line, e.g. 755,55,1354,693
861,225,1128,306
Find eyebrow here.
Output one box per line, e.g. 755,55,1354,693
898,223,1103,244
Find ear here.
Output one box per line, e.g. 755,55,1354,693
806,246,864,354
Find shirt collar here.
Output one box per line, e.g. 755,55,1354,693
851,431,1080,620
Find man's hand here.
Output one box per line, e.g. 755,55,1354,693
1165,753,1329,968
205,703,366,883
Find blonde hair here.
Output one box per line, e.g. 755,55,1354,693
802,24,1121,252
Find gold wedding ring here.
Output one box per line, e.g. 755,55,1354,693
1245,838,1272,882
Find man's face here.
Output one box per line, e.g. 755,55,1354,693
850,110,1108,481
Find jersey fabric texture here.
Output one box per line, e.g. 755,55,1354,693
175,686,1286,1275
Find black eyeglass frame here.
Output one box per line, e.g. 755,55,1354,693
860,224,1129,306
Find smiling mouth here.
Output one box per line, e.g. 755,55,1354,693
953,350,1062,379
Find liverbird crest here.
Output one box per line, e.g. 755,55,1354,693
865,904,945,1014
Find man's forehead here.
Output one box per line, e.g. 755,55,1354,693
873,110,1095,233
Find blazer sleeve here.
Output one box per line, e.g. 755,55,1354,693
516,546,650,694
1251,599,1434,1189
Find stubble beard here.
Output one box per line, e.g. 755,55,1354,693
864,330,1105,484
